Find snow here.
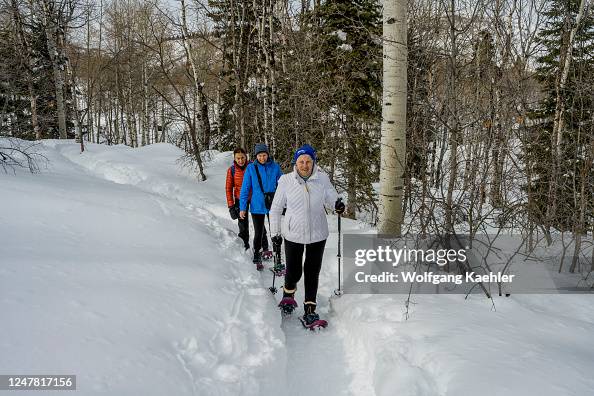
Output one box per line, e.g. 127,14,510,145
2,139,594,395
334,294,594,396
331,30,348,41
1,141,283,395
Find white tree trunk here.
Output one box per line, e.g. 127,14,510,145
378,0,407,235
179,0,207,180
66,60,83,151
29,83,40,140
553,0,587,159
43,11,67,139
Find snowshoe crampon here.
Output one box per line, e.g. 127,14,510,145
278,297,297,315
255,262,264,271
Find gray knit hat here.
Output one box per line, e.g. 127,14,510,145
254,143,269,156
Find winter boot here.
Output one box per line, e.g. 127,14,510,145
253,252,263,271
278,287,297,315
262,250,273,260
302,302,320,326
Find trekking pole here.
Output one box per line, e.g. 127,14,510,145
267,213,278,294
334,199,343,297
269,253,278,294
267,214,271,243
269,237,284,294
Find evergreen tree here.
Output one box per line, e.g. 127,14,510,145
527,0,594,231
208,0,282,152
314,0,382,117
0,4,60,140
208,0,243,148
306,0,383,217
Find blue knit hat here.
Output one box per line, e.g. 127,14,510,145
254,143,269,156
292,144,316,164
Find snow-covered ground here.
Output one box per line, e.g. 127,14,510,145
1,140,593,395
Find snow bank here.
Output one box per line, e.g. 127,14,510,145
1,140,285,395
332,293,594,396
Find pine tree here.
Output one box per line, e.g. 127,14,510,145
307,0,383,218
208,0,282,152
527,0,594,231
0,2,61,139
314,0,382,118
208,0,242,148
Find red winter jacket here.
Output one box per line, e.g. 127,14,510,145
225,162,248,207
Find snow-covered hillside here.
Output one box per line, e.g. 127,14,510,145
1,140,593,395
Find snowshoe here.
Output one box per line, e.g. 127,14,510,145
278,297,297,315
269,263,286,276
262,250,273,260
299,313,328,330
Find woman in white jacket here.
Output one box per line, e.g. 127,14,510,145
269,144,345,326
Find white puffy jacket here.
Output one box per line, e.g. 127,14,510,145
269,165,339,244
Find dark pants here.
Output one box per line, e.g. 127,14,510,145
234,200,250,249
284,238,326,303
238,215,249,249
251,213,269,253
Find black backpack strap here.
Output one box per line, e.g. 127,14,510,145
231,163,235,178
254,163,266,193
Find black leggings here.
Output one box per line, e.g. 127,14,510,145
251,213,269,252
238,215,249,249
235,200,249,249
284,239,327,303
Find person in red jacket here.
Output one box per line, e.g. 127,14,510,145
226,148,250,250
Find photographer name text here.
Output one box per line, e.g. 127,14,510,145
354,271,516,285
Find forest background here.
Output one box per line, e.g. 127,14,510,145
1,0,592,275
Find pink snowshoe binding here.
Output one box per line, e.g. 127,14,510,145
278,297,298,315
300,313,328,330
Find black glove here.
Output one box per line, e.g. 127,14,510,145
335,198,345,215
229,205,240,220
271,235,283,251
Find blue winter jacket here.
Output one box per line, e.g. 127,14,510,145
239,160,283,214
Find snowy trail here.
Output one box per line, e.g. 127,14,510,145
280,305,353,396
55,142,359,395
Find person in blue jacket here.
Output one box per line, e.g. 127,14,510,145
239,143,283,269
